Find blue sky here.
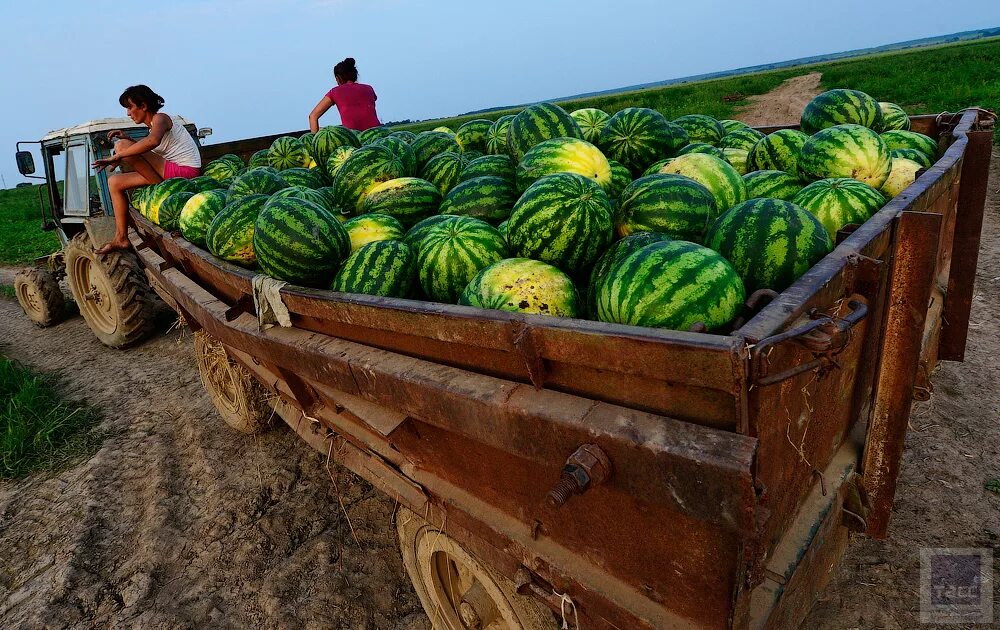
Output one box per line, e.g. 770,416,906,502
1,0,998,186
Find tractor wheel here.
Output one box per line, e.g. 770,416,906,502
63,233,155,348
194,332,273,435
397,507,557,630
13,268,66,327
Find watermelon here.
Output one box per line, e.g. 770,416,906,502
279,167,326,189
723,149,750,175
743,170,804,201
598,107,688,176
607,160,632,199
571,108,611,144
331,240,417,297
440,176,517,224
719,127,765,152
800,89,882,135
420,151,467,195
721,119,750,134
672,114,726,146
206,194,268,267
343,213,405,252
270,186,337,213
614,173,716,242
497,220,509,241
227,167,288,202
463,149,485,162
146,178,200,223
179,190,227,247
791,178,886,238
332,145,408,213
299,132,316,158
254,197,350,287
586,231,672,315
248,149,270,169
455,119,493,153
390,130,418,144
486,115,516,155
460,154,516,184
515,137,612,192
459,258,580,317
325,146,356,179
412,131,462,169
403,215,453,252
268,136,311,170
878,102,911,132
799,124,892,188
432,126,454,135
310,126,360,167
374,135,418,176
706,198,832,293
657,153,747,214
203,156,244,182
643,158,674,177
880,130,938,161
218,153,244,168
359,126,392,145
506,102,583,162
130,185,151,215
157,192,195,231
361,177,441,226
505,173,614,275
189,176,224,193
747,129,809,174
676,143,726,159
890,148,933,169
594,240,744,331
417,216,509,303
880,157,924,199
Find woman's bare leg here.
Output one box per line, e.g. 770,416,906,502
115,138,166,182
96,140,167,254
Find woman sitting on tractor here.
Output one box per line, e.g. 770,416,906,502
92,84,202,254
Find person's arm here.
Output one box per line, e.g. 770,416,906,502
115,113,171,158
309,96,335,133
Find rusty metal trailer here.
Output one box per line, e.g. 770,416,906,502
128,109,993,629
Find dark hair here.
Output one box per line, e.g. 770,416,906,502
334,57,358,82
118,85,164,112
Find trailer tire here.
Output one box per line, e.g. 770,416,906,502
13,268,66,327
194,332,273,435
397,507,557,630
64,233,155,348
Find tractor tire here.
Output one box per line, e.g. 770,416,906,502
194,332,274,435
13,268,66,327
63,232,155,348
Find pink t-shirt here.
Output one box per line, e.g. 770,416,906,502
324,82,381,131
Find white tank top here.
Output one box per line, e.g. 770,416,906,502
150,115,202,168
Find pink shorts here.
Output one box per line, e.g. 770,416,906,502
163,161,201,179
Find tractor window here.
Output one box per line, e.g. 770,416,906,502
63,143,91,217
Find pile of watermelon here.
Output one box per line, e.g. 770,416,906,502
134,88,937,334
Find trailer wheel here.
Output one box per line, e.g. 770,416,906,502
194,332,273,435
63,233,155,348
397,507,557,630
13,268,66,327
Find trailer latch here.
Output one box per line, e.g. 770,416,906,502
545,444,612,508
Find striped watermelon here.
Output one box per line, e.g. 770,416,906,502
506,103,583,162
440,176,517,224
299,132,316,159
254,197,350,286
505,172,614,275
497,220,509,241
721,120,750,134
420,151,467,195
486,115,516,155
598,107,688,176
325,146,356,180
189,176,224,193
747,129,809,174
571,108,611,144
880,130,937,161
146,178,201,222
403,215,453,252
203,156,244,182
460,258,580,317
672,114,726,146
390,130,418,144
270,186,337,213
332,145,408,213
361,177,442,226
248,149,270,169
455,119,493,153
878,102,911,132
594,240,745,331
890,148,932,169
677,143,725,159
799,124,892,188
791,178,886,238
227,167,288,202
719,127,765,152
657,153,747,214
412,131,462,169
515,137,612,192
723,149,750,175
607,160,632,199
460,154,516,184
614,174,716,242
206,194,268,267
374,135,418,176
279,167,326,190
268,136,311,170
331,240,416,297
800,89,882,135
643,158,673,177
743,170,804,201
432,126,454,135
880,157,924,200
359,126,393,145
417,216,509,303
706,198,832,293
343,213,405,252
312,125,361,166
157,192,195,231
180,190,227,247
586,231,672,315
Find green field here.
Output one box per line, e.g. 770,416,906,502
0,185,61,265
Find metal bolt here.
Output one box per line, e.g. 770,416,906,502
546,444,611,508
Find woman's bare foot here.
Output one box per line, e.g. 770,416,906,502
95,237,132,255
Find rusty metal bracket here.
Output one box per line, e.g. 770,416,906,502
511,321,546,389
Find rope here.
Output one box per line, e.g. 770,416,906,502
554,589,580,629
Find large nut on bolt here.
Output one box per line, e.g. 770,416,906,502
546,444,612,508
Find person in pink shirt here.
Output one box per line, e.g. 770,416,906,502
308,57,382,132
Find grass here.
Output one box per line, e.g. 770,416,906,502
0,285,14,299
0,184,61,265
0,357,103,479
